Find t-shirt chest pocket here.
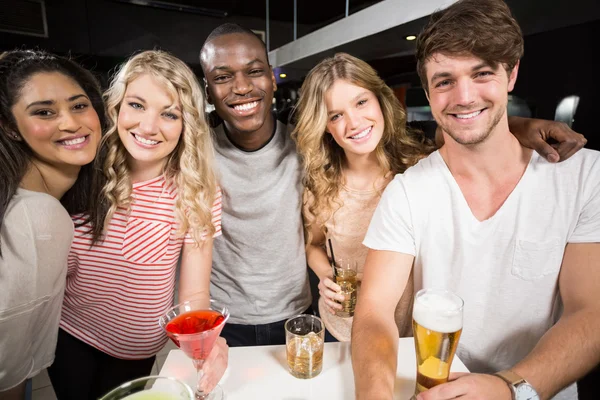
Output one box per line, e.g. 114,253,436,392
511,237,565,281
122,218,171,263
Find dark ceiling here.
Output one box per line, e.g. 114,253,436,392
0,0,386,72
115,0,383,25
0,0,598,147
272,0,600,89
0,0,599,86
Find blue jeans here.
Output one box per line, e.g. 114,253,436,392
220,307,315,347
324,328,339,343
25,378,32,400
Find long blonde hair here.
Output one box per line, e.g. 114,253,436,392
292,53,435,244
100,50,217,245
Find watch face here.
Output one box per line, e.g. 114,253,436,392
515,384,539,400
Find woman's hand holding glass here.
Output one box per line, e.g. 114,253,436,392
199,337,229,393
319,262,363,315
319,276,345,314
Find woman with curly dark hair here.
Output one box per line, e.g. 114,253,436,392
0,49,104,399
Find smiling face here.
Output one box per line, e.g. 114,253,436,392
201,32,276,142
117,73,183,180
324,79,385,158
425,53,518,146
10,71,101,169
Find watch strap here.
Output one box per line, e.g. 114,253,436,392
495,370,526,386
494,370,524,400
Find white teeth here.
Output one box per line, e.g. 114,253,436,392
349,126,372,140
454,110,482,119
61,137,86,146
134,134,159,145
233,101,259,111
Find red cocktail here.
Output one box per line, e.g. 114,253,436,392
159,300,229,400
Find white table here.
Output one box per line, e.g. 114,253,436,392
159,338,469,399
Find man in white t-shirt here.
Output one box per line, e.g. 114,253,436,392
351,1,600,400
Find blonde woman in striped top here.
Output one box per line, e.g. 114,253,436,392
48,50,227,399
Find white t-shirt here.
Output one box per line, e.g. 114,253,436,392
0,189,74,390
364,149,600,400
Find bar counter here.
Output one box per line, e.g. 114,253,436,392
159,338,469,399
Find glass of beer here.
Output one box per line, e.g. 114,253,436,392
285,314,325,379
412,288,463,396
334,258,358,317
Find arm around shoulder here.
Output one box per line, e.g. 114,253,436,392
508,116,587,163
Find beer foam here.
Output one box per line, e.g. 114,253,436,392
413,291,463,333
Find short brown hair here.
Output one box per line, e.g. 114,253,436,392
416,0,524,92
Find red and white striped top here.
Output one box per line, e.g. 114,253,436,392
60,175,222,359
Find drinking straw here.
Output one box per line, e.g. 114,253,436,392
328,238,337,279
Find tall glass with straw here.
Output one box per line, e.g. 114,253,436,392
328,239,358,317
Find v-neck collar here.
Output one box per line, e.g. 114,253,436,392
432,150,536,225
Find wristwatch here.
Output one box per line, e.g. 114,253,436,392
494,370,540,400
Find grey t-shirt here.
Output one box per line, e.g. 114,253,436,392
210,118,312,325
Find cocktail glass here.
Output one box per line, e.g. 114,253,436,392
99,375,194,400
159,300,229,400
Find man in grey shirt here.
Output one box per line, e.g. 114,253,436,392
200,23,312,346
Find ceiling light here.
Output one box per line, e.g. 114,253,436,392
405,35,417,41
279,73,287,78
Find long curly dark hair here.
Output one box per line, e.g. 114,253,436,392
0,49,107,255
